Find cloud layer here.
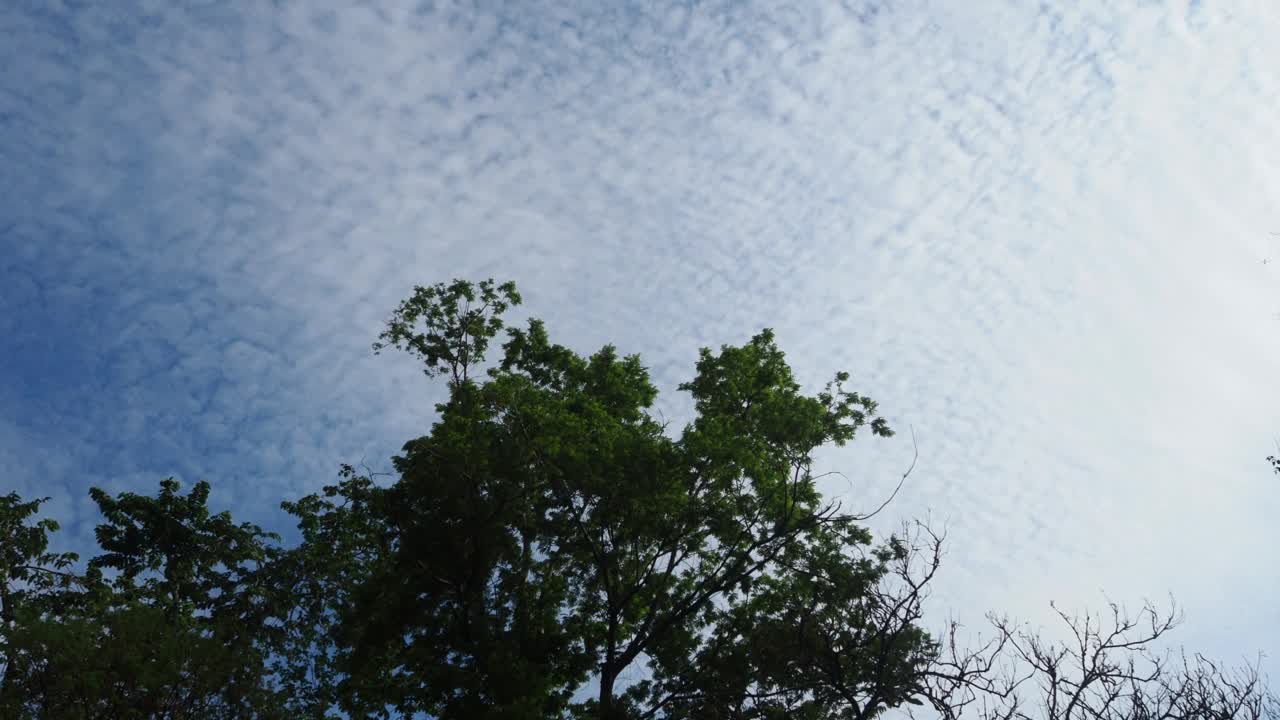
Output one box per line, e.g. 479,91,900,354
3,0,1279,672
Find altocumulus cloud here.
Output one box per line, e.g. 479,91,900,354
2,0,1280,677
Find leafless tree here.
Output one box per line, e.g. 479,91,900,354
914,596,1275,720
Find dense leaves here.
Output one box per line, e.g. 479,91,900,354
0,482,285,719
305,278,930,719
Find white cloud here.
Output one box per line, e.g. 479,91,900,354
3,0,1280,681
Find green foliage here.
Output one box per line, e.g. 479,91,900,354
1,278,938,719
642,523,934,719
267,465,393,719
0,493,85,712
3,600,287,719
5,278,1271,719
373,277,522,385
88,479,279,619
290,278,933,720
3,279,1271,719
0,493,82,620
1,481,286,719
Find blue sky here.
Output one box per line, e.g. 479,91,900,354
4,0,1280,682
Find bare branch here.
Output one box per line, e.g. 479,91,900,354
851,425,918,522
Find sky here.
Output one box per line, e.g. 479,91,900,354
3,0,1280,688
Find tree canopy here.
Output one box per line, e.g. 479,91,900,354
0,481,284,718
1,278,1272,719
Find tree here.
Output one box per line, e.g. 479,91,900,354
4,277,1272,719
0,480,287,719
286,278,936,719
0,492,83,711
265,463,393,718
921,598,1275,720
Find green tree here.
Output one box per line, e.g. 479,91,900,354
265,463,393,718
286,278,937,719
5,278,1273,719
0,480,286,719
0,492,84,712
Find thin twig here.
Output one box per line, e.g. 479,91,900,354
852,425,918,521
